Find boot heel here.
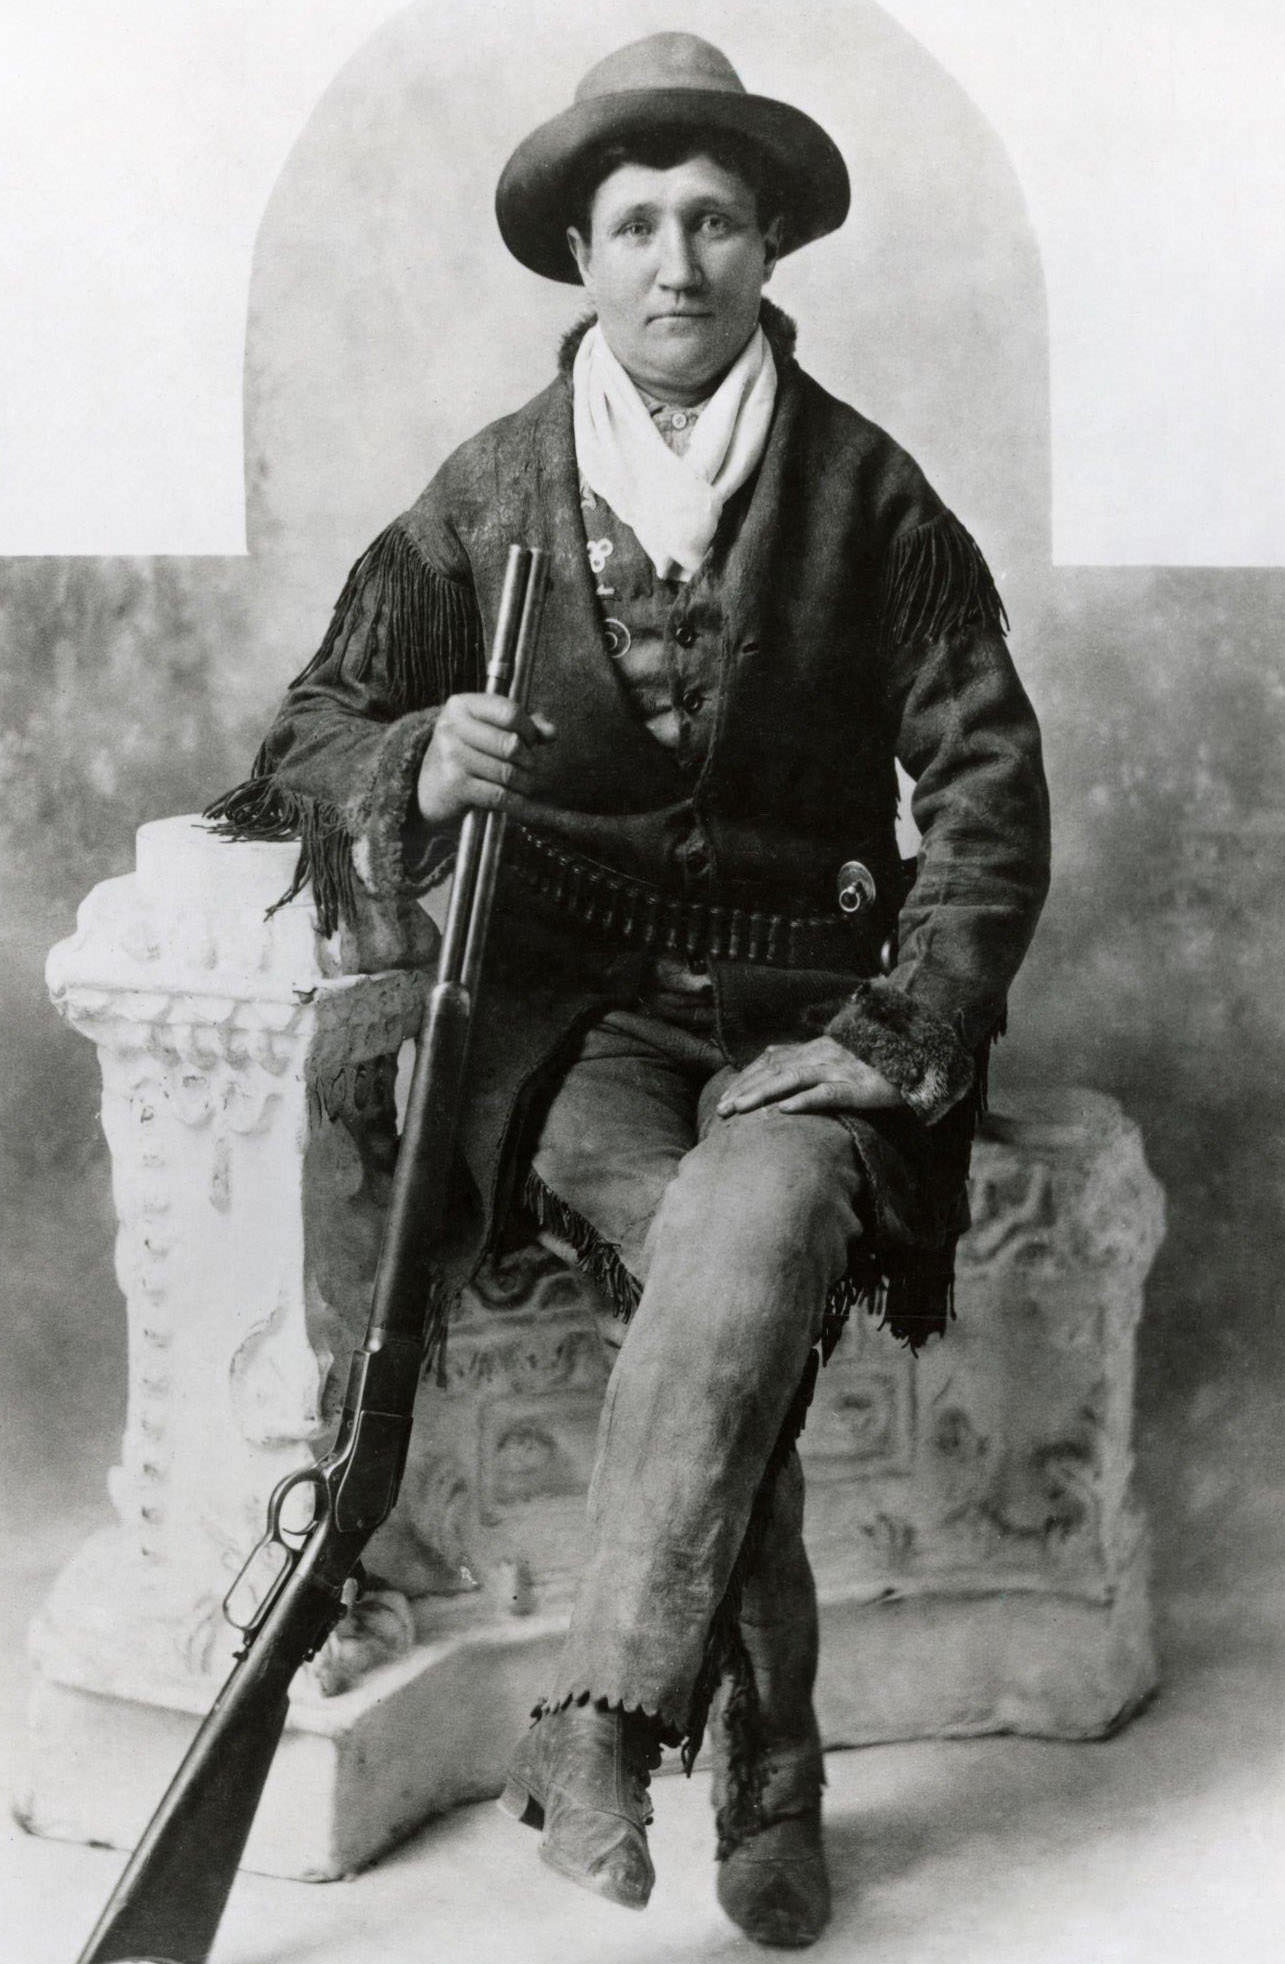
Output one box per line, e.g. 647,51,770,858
498,1777,545,1830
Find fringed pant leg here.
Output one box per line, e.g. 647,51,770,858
533,1035,862,1747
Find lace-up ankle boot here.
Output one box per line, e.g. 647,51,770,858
498,1700,662,1909
714,1714,829,1947
713,1453,830,1947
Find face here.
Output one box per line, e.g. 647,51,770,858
567,155,781,405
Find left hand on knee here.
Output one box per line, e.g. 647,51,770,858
716,1038,905,1118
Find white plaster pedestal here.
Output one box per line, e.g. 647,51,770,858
23,817,1165,1881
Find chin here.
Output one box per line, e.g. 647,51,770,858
643,329,727,383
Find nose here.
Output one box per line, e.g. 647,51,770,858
655,219,702,292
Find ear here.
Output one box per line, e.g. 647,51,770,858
761,215,784,284
566,225,594,290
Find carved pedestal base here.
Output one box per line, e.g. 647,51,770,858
817,1553,1154,1748
23,1617,569,1881
26,821,1164,1881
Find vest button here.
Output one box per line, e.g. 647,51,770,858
679,685,706,714
673,622,696,648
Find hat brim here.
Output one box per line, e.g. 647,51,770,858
496,88,850,283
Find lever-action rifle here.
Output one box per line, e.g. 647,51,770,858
75,542,549,1964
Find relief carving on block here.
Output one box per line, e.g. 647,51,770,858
964,1159,1057,1267
478,1391,606,1527
800,1357,915,1480
229,1277,334,1451
925,1370,1106,1560
348,1247,614,1627
961,1099,1165,1287
363,1449,481,1600
803,1093,1163,1599
442,1249,612,1400
36,824,432,1702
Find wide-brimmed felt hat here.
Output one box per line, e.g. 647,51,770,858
496,33,850,283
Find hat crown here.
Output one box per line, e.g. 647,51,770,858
574,32,747,105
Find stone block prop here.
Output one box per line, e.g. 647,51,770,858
23,816,1164,1880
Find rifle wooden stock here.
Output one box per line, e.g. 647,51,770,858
75,542,547,1964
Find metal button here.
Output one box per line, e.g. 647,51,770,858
837,859,878,914
673,621,696,648
670,410,689,430
679,685,706,714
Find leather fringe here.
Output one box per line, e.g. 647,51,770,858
421,1272,460,1388
203,773,358,938
522,1169,644,1322
521,1168,953,1352
831,1246,957,1355
879,508,1008,655
285,521,483,712
822,1009,1011,1355
203,523,482,934
970,1002,1008,1124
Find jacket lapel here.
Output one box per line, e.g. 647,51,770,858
520,380,692,812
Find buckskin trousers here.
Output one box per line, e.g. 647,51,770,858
529,1007,864,1736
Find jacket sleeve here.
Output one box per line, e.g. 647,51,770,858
821,507,1051,1123
205,505,484,935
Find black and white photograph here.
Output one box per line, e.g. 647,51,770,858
1,4,1282,1960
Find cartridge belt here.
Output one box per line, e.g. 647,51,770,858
502,824,893,971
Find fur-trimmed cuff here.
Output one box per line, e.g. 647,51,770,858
350,708,445,897
822,978,973,1124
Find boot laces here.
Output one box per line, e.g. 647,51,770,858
623,1720,663,1810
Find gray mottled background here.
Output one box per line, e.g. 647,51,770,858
3,0,1282,1770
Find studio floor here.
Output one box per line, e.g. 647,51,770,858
3,1507,1281,1964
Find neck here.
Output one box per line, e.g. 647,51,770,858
612,328,754,409
625,368,721,408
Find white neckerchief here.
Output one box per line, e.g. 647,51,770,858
572,322,777,583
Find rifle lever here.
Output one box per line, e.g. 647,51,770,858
221,1464,328,1642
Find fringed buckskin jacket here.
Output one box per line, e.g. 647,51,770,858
209,304,1050,1350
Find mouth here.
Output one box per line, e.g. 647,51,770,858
649,312,714,329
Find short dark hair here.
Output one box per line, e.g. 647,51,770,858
567,127,788,244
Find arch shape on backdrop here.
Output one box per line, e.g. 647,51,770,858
244,0,1050,697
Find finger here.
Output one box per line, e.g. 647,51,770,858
453,734,538,777
777,1084,852,1114
457,782,548,821
719,1051,790,1096
457,697,553,747
455,714,530,758
453,777,507,812
718,1056,817,1102
715,1082,780,1116
717,1067,821,1116
455,746,535,792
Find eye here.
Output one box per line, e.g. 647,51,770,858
699,211,735,236
616,218,653,241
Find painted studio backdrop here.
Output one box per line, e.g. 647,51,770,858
2,0,1282,1902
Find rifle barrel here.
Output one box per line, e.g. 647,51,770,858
74,538,547,1963
437,543,533,983
462,547,548,1001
